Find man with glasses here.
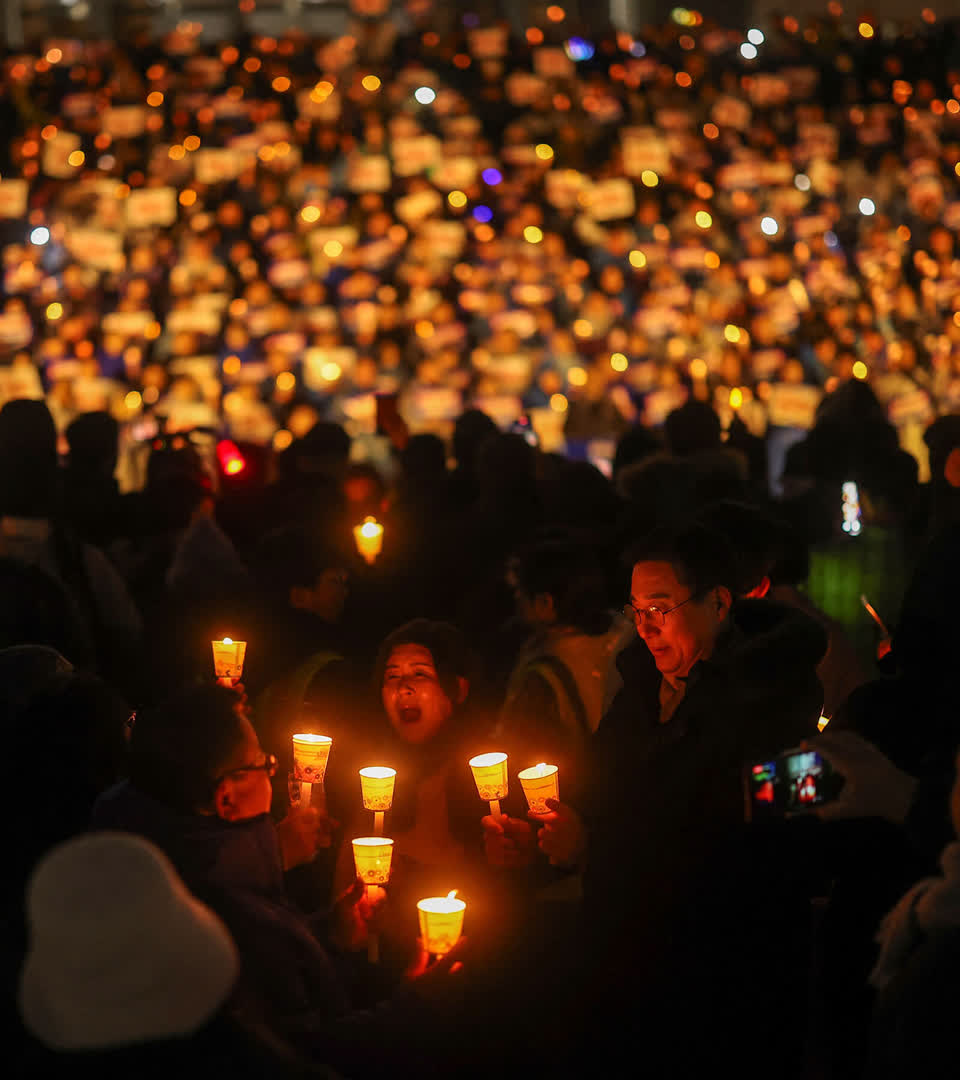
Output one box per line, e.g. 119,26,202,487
529,522,828,1073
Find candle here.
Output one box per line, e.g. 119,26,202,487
469,752,508,819
518,762,560,814
817,713,831,732
211,637,246,680
351,836,395,884
292,734,332,786
417,891,466,957
353,516,384,564
360,766,396,835
352,836,394,966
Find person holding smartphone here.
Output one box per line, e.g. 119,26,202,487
487,523,827,1072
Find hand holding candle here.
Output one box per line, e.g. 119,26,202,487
469,752,508,819
354,517,384,564
417,891,466,957
352,836,394,964
518,762,559,814
212,637,246,681
530,798,587,869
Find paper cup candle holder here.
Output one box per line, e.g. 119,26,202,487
293,733,332,807
211,637,246,680
518,763,560,814
469,752,508,819
354,517,384,564
359,766,396,835
418,891,466,957
292,733,332,785
353,836,394,965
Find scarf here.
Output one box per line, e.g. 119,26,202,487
870,841,960,990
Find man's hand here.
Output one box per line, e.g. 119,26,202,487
405,936,469,992
529,798,587,868
276,806,338,870
812,731,918,825
330,878,386,951
481,814,535,868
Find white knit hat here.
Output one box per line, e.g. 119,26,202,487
19,831,239,1050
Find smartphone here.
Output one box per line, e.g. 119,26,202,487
509,414,539,447
746,747,843,819
841,480,862,536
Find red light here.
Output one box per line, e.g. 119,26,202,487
217,440,246,476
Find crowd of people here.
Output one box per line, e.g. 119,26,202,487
5,4,960,1078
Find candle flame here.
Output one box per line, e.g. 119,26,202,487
537,762,547,769
360,518,382,538
447,890,458,900
222,636,233,645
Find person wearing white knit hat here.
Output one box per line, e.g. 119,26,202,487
19,831,239,1051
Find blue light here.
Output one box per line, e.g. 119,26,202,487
564,37,595,62
629,41,646,57
473,205,493,223
824,230,839,249
481,167,503,186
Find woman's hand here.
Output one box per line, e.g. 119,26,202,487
529,799,587,868
276,806,338,870
330,878,387,950
405,936,469,993
481,814,535,868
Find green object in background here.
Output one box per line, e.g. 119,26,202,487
807,527,910,672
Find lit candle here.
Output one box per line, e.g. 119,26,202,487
353,836,395,965
818,713,831,732
359,766,396,835
353,516,384,564
293,733,332,807
211,637,246,680
469,752,508,819
417,891,466,957
517,762,559,814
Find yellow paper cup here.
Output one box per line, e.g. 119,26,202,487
468,752,508,801
352,837,394,884
292,733,332,784
417,893,466,956
211,638,246,679
359,766,396,810
518,763,560,814
353,517,384,564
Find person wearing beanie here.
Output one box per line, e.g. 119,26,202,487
17,832,328,1078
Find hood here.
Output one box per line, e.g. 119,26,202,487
721,598,828,684
92,781,284,902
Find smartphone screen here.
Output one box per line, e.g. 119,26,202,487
841,480,862,536
748,749,839,817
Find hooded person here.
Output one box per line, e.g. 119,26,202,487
16,832,328,1079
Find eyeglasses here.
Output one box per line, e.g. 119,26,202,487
214,753,278,788
623,593,701,629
